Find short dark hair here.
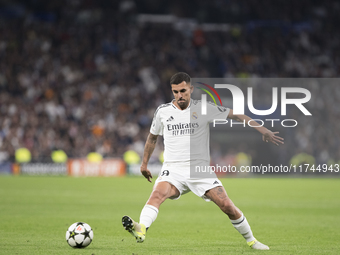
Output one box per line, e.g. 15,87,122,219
170,72,191,85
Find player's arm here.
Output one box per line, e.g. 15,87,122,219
228,109,284,146
140,133,158,182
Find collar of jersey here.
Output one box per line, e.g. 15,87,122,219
171,99,191,112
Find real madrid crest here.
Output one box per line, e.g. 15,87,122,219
192,112,198,119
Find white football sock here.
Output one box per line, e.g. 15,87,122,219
230,214,255,242
139,204,159,229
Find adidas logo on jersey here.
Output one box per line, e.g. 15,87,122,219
166,116,174,122
213,180,219,185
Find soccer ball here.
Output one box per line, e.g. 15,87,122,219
66,222,93,248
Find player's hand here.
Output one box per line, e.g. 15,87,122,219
141,165,153,183
262,131,284,146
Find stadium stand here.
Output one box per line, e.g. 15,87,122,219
0,0,339,165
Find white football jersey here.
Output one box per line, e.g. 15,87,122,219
150,99,230,167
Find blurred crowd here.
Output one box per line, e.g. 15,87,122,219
0,0,340,164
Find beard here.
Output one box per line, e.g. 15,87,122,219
177,99,189,110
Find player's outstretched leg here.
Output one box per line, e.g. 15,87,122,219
205,186,269,250
122,215,146,243
231,213,269,250
122,182,176,243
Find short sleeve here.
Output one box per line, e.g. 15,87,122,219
206,102,230,123
150,108,163,135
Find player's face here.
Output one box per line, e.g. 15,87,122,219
171,81,193,110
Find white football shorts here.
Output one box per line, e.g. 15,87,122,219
155,163,222,201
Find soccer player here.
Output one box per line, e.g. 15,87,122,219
122,72,284,250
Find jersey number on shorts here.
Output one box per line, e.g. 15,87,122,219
161,170,169,176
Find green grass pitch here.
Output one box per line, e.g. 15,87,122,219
0,176,339,254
